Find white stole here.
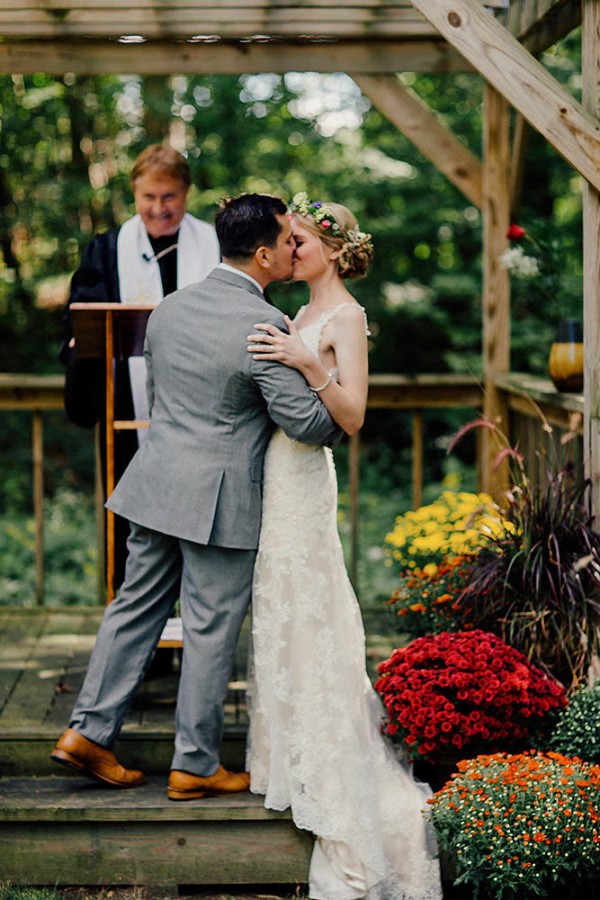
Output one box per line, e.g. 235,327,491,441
117,213,220,442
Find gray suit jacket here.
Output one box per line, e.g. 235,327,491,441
107,268,342,549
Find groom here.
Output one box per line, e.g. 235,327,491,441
52,193,341,800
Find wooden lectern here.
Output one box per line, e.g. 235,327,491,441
70,302,154,603
70,302,183,648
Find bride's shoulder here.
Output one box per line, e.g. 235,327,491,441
328,300,369,335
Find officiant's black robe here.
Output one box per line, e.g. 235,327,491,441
59,227,178,589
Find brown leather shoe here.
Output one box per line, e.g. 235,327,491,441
51,728,145,788
168,765,250,801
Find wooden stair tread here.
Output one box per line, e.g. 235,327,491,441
0,776,291,821
0,776,312,887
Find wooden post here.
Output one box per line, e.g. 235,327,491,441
95,425,106,604
349,431,360,592
509,114,529,220
481,83,511,496
105,310,115,602
412,410,423,510
582,0,600,524
32,410,44,606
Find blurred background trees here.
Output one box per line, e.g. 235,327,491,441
0,30,584,603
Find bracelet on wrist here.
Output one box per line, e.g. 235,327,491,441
312,370,335,393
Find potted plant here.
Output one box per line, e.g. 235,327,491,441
386,554,476,638
428,750,600,900
547,681,600,763
449,419,600,690
375,630,565,784
384,490,506,574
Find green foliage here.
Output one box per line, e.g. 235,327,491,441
547,682,600,763
429,751,600,900
504,218,583,374
0,488,98,606
0,32,587,607
386,554,477,637
0,887,61,900
0,38,584,380
0,887,308,900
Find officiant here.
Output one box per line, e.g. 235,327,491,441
59,143,220,589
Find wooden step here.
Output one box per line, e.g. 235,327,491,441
0,725,246,777
0,776,312,889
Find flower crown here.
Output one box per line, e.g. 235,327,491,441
288,192,373,254
289,192,343,235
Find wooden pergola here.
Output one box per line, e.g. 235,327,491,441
1,0,599,506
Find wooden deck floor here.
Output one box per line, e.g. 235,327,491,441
0,606,398,777
0,605,400,890
0,607,246,776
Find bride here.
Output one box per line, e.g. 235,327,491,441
246,193,442,900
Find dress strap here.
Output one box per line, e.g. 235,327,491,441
294,305,309,325
322,303,371,336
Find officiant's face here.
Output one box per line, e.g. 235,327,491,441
133,171,189,239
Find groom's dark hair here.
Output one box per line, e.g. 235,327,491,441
216,193,288,260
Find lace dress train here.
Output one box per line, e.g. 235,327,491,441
247,310,442,900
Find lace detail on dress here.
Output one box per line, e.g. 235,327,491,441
247,311,442,900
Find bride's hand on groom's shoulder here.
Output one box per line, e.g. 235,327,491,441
247,316,310,372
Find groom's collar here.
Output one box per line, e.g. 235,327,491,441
217,262,264,296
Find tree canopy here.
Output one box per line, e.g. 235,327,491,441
0,31,583,379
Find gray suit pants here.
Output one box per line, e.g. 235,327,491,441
69,521,255,776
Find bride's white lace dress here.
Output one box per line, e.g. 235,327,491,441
247,306,443,900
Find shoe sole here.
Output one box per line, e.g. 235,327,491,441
167,786,250,801
51,749,145,789
167,789,207,801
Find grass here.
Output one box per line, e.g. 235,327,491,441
0,888,309,900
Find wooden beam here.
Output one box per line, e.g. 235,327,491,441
509,113,529,220
582,0,600,522
0,7,440,39
481,83,511,496
409,0,600,192
517,1,581,56
0,39,472,76
355,74,483,206
411,409,424,510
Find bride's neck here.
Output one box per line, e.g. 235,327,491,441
305,270,346,307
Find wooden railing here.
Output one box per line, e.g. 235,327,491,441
0,374,65,605
0,371,586,604
494,372,585,486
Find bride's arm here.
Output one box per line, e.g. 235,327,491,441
247,306,368,435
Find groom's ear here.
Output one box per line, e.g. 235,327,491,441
255,245,271,269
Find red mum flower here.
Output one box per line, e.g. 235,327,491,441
375,630,566,763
